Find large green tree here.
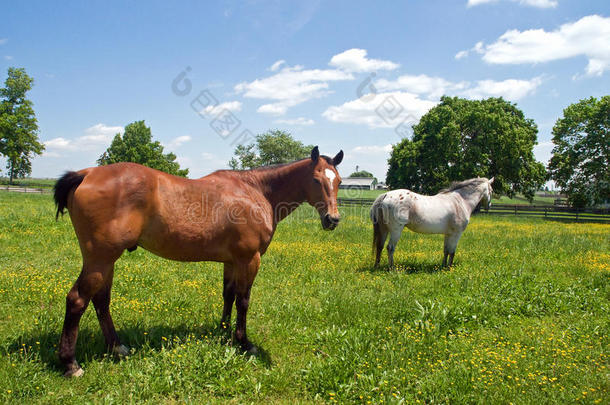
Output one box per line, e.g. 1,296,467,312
0,67,44,183
97,120,189,177
387,96,546,200
229,129,313,169
548,96,609,208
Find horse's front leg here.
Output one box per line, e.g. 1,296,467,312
233,253,261,354
221,263,235,330
386,226,404,268
443,232,462,267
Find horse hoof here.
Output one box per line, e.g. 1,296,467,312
64,365,84,378
246,345,258,355
113,344,130,357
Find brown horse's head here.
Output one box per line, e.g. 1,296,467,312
306,146,343,230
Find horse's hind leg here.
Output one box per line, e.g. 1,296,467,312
374,225,389,267
92,267,128,356
59,259,118,377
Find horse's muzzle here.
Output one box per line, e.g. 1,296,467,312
322,214,340,230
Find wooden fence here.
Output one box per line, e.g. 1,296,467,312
0,185,51,194
337,198,610,224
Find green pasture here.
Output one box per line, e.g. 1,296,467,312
0,192,608,403
0,178,56,189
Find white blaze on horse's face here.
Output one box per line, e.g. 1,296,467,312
325,169,336,190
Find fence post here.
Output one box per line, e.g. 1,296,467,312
544,207,547,219
514,205,517,215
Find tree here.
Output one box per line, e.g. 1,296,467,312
349,170,378,185
0,67,44,183
229,129,313,169
350,170,374,178
97,121,188,177
548,96,609,208
386,96,546,200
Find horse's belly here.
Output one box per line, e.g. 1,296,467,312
139,234,231,262
406,221,447,234
137,219,234,262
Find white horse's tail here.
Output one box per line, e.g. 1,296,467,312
370,194,387,257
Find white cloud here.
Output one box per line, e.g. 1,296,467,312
44,137,72,150
455,50,469,60
200,101,242,117
376,74,469,99
80,123,122,144
163,135,192,150
324,73,542,128
375,74,542,102
351,144,393,154
44,124,122,152
474,15,610,76
4,55,13,61
455,41,484,60
235,64,353,115
467,0,557,8
0,38,7,45
461,76,543,101
329,48,399,72
258,103,291,115
323,91,437,129
274,117,315,126
269,60,285,72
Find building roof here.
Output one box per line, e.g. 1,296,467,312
340,177,376,186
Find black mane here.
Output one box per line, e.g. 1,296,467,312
250,155,334,171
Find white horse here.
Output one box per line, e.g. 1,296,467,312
370,177,494,268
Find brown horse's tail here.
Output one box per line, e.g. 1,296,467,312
54,171,85,220
370,194,387,256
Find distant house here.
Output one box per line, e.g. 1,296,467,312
339,177,376,190
376,182,388,190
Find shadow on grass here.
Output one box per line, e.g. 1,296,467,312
4,320,272,375
357,259,447,275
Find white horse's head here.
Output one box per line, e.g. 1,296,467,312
480,177,494,209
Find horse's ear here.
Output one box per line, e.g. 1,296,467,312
489,176,495,184
311,146,319,162
333,150,344,166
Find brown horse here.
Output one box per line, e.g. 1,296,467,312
54,146,343,377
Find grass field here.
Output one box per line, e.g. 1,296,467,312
0,192,608,403
0,178,56,189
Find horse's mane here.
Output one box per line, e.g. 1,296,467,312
211,156,335,178
439,178,488,194
248,155,334,172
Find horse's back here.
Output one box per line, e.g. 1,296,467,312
378,189,461,234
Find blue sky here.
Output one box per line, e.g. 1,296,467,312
1,0,608,180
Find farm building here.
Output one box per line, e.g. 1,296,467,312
339,177,376,190
376,182,388,190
